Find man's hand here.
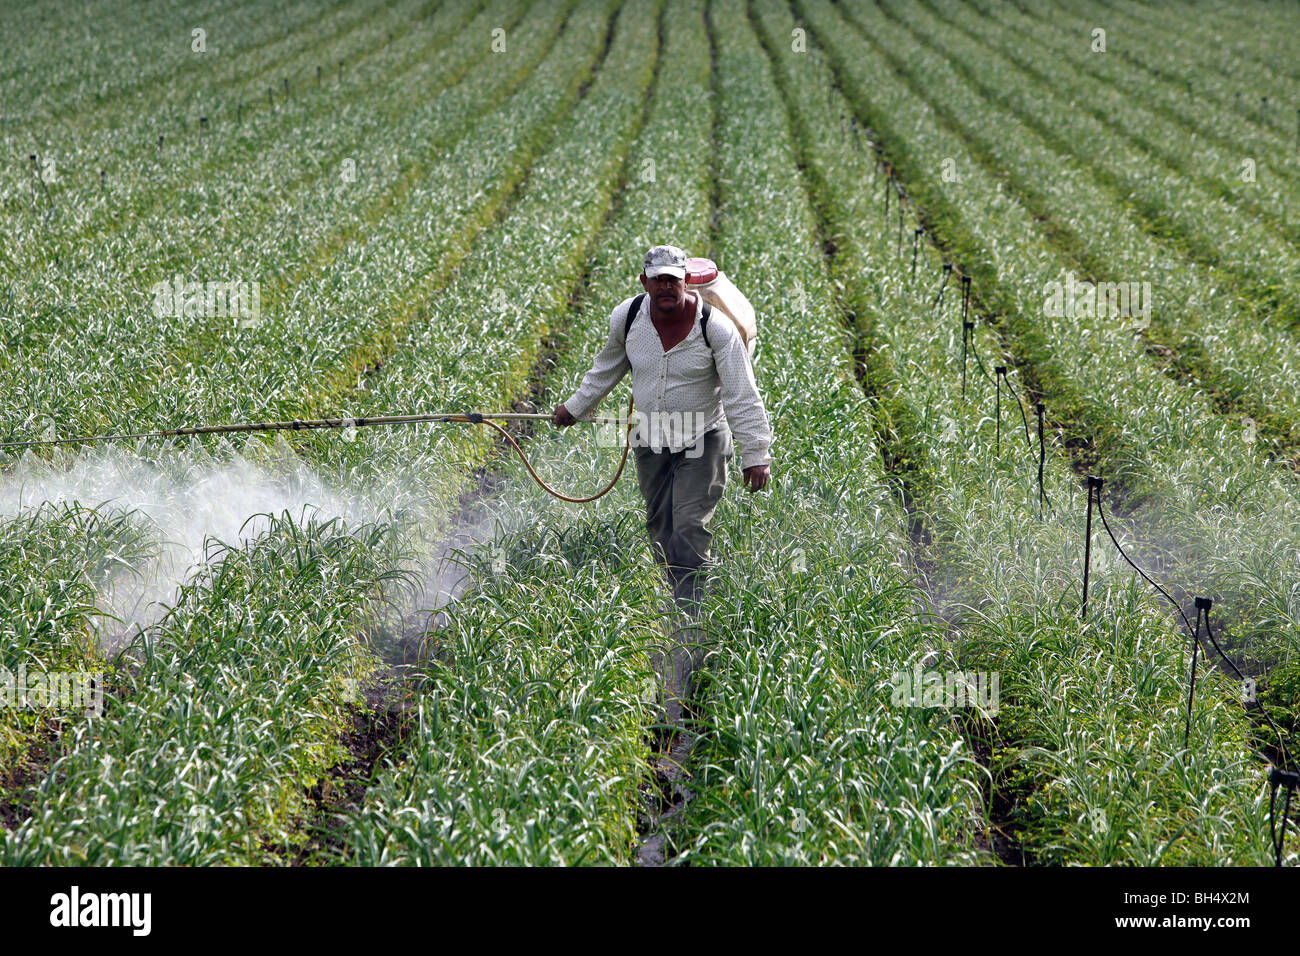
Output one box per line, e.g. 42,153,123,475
552,404,577,427
742,464,770,492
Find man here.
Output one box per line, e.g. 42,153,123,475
552,244,773,615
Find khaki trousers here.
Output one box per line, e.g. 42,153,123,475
634,425,732,731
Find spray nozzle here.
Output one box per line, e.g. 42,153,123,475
1194,596,1213,611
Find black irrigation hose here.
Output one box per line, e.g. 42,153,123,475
1094,492,1196,638
958,276,995,389
1203,613,1296,771
966,325,994,389
826,100,1290,856
1093,492,1298,864
1271,771,1297,867
995,366,1032,450
932,261,951,312
1094,488,1298,848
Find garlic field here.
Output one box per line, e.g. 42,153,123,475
0,0,1296,869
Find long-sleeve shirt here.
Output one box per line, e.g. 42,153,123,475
563,293,774,470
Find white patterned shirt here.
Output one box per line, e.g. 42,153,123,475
563,293,773,469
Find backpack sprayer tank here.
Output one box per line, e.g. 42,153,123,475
685,257,757,357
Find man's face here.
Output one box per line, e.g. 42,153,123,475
641,271,688,312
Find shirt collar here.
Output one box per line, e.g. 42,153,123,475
638,292,703,334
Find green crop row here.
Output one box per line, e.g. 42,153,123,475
651,0,987,865
2,511,414,865
795,0,1300,706
943,0,1300,272
3,0,1294,868
0,0,587,788
334,0,680,865
972,0,1300,207
880,0,1300,451
3,0,667,863
760,0,1276,864
0,0,624,853
0,503,149,789
1087,0,1300,108
0,0,473,271
2,0,378,131
0,0,575,439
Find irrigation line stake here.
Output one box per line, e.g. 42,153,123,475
911,227,922,279
896,188,905,256
961,278,994,390
1195,600,1296,762
995,366,1003,453
29,153,52,210
883,165,891,222
1036,402,1052,515
1184,597,1211,748
1080,475,1102,621
961,320,972,396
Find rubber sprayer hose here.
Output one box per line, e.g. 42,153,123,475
1,396,640,505
441,392,637,504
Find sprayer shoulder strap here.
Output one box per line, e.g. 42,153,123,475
623,293,715,350
622,293,647,342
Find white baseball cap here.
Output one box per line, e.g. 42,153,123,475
643,244,688,279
